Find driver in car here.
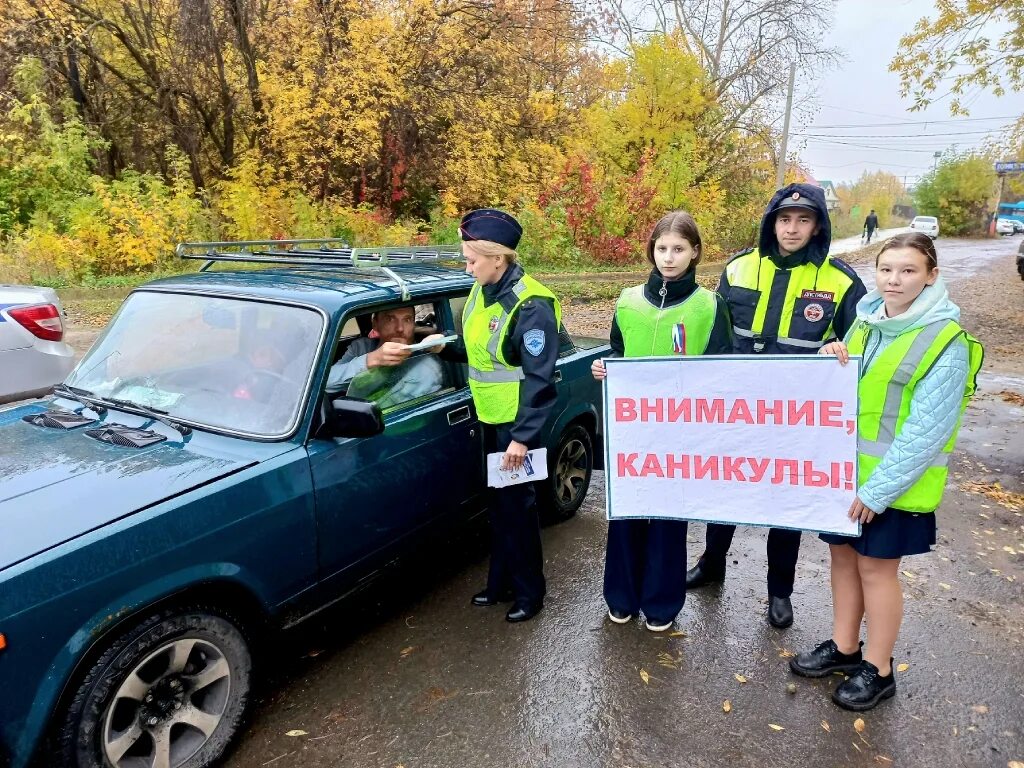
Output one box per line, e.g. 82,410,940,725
232,325,304,403
326,306,446,409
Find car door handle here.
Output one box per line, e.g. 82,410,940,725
553,370,562,383
447,406,471,426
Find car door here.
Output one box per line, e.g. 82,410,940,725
308,298,485,589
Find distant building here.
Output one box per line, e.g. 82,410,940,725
817,180,840,212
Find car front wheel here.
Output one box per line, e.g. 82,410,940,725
539,423,593,523
53,610,251,768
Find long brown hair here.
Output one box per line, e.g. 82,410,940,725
646,211,702,267
876,232,938,269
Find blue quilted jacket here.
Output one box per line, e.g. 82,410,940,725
846,277,971,514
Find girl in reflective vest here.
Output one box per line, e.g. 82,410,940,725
790,232,982,711
592,211,732,631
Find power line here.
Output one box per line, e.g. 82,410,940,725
801,138,951,153
803,115,1020,129
795,129,1002,139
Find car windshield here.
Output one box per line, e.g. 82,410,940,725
65,291,324,437
915,217,937,224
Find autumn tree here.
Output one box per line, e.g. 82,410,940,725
890,0,1024,114
913,154,997,236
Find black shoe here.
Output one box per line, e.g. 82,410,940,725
789,639,863,678
768,595,793,628
505,603,543,623
832,660,896,711
607,608,633,624
685,561,725,589
471,589,513,607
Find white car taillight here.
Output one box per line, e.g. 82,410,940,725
8,303,64,341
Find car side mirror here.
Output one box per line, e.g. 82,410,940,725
326,397,384,438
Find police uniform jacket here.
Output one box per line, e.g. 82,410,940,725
445,263,560,446
608,267,733,357
719,183,866,355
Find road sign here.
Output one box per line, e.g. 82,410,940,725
995,161,1023,173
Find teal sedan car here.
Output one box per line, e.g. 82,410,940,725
0,242,607,768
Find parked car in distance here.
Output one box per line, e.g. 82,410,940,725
1009,219,1024,235
1017,239,1024,281
0,284,76,403
996,218,1016,236
0,241,609,768
909,215,939,238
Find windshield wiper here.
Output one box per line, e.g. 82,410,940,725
52,384,107,416
101,397,192,437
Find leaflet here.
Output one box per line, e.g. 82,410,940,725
401,334,459,352
487,448,549,488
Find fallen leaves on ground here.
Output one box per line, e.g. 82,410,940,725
897,663,910,672
734,673,748,684
821,720,831,732
961,481,1024,512
778,648,796,658
400,645,416,658
854,718,866,733
640,668,650,684
657,651,682,669
768,724,785,731
972,704,990,714
875,756,893,764
723,700,732,713
998,390,1024,406
939,582,952,590
1008,762,1024,768
285,730,308,737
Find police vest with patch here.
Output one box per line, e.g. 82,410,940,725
462,274,562,424
614,284,717,357
848,319,984,513
724,248,858,354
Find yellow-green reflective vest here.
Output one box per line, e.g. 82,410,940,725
615,284,717,357
848,319,984,513
462,274,562,425
724,248,857,352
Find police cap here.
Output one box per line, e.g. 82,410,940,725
459,208,523,250
772,191,818,214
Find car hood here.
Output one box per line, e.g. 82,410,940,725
0,402,294,571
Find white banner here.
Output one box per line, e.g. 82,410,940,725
604,355,860,535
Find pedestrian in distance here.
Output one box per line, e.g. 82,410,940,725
449,208,563,623
790,232,983,711
592,211,732,632
686,183,868,629
864,209,880,244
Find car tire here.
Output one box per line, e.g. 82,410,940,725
539,423,593,523
50,609,252,768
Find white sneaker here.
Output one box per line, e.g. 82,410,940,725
645,619,673,632
608,609,633,624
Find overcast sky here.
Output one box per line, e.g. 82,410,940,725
792,0,1021,186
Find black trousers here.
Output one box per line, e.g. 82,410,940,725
483,424,546,608
700,523,801,598
604,518,688,623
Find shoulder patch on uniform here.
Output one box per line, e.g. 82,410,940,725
726,247,755,264
827,256,860,280
523,328,546,357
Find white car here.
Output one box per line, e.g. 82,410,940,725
910,215,939,238
996,218,1016,236
0,285,76,402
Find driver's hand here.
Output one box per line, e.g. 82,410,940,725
422,333,446,354
368,341,411,368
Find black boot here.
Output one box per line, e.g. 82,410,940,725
790,639,863,678
768,595,793,628
832,660,896,711
685,560,725,589
505,602,543,622
471,589,513,607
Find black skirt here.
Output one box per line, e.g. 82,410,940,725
819,508,937,559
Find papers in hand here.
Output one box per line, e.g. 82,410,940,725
401,334,458,352
487,448,548,488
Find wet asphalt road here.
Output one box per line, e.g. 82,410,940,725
220,238,1024,768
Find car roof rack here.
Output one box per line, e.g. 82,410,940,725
175,239,466,300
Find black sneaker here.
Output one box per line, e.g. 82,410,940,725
789,639,863,678
832,660,896,711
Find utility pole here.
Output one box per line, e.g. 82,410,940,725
776,63,796,190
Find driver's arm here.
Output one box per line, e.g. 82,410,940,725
326,337,376,394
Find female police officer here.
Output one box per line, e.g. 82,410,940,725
450,208,562,623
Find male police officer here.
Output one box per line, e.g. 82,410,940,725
686,183,868,628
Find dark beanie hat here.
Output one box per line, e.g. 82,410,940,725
459,208,523,250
